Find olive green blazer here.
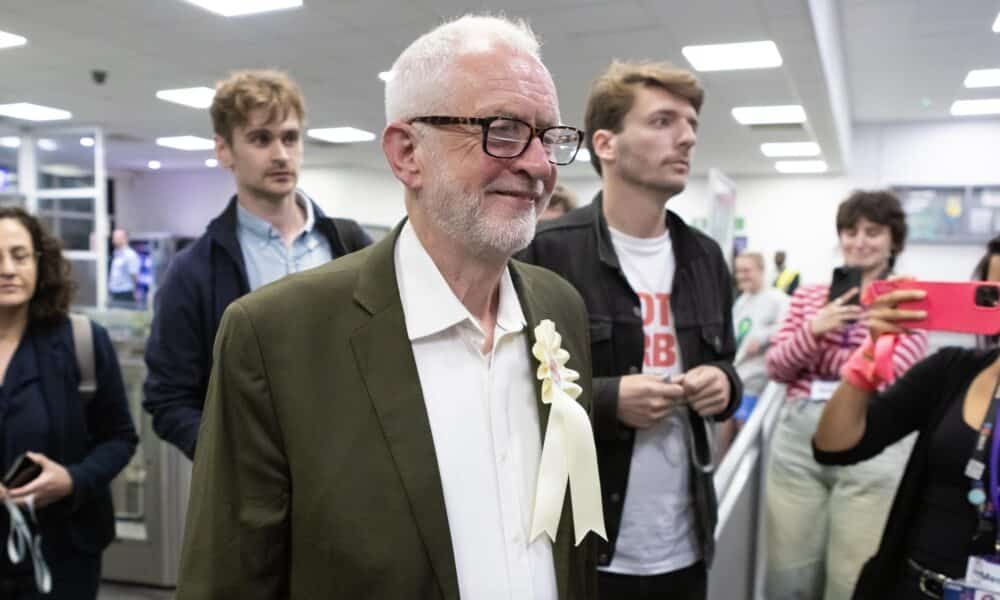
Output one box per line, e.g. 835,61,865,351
176,224,598,599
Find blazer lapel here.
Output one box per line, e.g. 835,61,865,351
349,224,460,600
509,262,582,600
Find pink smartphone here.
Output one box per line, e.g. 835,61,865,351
865,280,1000,334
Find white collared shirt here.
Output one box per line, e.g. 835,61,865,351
394,222,557,600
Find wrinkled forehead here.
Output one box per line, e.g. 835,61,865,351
448,48,560,125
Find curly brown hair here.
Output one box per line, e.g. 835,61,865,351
0,207,75,327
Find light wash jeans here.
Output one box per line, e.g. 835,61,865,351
764,400,914,600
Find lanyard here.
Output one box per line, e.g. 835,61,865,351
966,378,1000,554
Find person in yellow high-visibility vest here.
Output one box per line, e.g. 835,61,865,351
773,250,800,295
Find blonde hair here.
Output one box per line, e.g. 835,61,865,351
584,60,703,174
210,69,306,142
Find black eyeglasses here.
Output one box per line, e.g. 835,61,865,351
409,116,584,166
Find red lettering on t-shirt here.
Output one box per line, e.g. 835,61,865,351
646,333,677,368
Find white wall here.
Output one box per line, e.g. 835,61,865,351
113,164,405,236
113,119,999,286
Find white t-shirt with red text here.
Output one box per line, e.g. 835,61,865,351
602,226,700,576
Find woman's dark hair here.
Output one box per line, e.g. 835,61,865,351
836,189,908,269
974,235,1000,348
973,234,1000,281
0,207,75,327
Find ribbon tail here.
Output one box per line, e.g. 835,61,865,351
560,394,607,545
530,414,568,544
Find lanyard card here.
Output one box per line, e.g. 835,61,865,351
865,280,1000,335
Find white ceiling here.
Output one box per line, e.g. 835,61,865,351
0,0,997,177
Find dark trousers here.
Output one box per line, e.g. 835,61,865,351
598,561,707,600
3,555,101,600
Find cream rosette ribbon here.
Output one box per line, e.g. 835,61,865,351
530,319,607,546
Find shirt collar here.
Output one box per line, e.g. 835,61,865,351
395,221,526,341
236,191,315,241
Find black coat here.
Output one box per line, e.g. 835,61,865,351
519,193,742,568
142,196,371,459
30,317,138,560
815,347,999,599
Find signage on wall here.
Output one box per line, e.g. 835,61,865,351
894,185,1000,245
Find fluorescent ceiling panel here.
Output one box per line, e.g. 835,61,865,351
951,99,1000,116
205,158,219,167
36,139,58,151
183,0,303,17
156,135,215,150
732,105,806,125
0,137,21,149
994,11,1000,32
307,127,375,143
775,160,828,174
156,87,215,109
965,69,1000,88
0,30,27,49
80,137,95,147
147,160,162,170
760,142,820,157
682,40,782,71
0,103,72,121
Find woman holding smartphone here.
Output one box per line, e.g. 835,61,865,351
814,240,1000,598
762,190,929,600
0,208,137,599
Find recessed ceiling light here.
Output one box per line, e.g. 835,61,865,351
156,87,216,109
147,160,162,170
205,158,219,167
775,160,827,174
307,127,376,143
80,137,95,147
378,71,394,82
156,135,216,151
951,98,1000,116
575,148,591,164
760,142,820,157
0,103,72,122
0,137,21,149
183,0,303,17
682,40,782,71
36,139,58,152
0,30,27,50
965,69,1000,88
732,105,806,125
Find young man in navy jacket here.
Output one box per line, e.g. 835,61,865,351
143,70,370,459
520,61,741,599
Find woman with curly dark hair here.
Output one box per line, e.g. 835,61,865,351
0,208,137,599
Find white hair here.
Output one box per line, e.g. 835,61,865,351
385,14,543,123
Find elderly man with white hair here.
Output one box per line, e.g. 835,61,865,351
176,14,604,600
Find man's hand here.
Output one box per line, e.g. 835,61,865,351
8,452,74,508
617,374,687,429
810,288,864,337
675,365,731,418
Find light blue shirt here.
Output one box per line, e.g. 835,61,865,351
108,246,141,293
236,193,333,291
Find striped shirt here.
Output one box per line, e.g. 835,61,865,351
765,283,928,401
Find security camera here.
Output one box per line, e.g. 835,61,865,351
91,70,108,85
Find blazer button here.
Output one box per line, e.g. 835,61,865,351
599,553,609,563
610,493,622,503
628,365,639,374
632,306,642,318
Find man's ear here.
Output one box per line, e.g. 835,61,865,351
591,129,616,168
382,123,423,190
215,135,233,170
